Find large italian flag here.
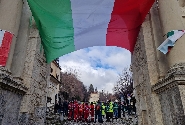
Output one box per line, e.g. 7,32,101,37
0,30,13,66
27,0,154,63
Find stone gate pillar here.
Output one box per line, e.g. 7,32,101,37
152,0,185,125
0,0,22,70
158,0,185,67
11,0,32,78
132,2,164,123
0,1,28,125
18,18,49,125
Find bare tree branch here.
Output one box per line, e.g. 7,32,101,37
113,67,134,99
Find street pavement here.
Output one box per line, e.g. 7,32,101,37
63,114,138,125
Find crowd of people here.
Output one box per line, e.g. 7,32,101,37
54,94,136,123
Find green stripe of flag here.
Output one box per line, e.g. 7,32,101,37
27,0,75,63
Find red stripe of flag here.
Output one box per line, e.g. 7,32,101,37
0,31,13,66
106,0,155,52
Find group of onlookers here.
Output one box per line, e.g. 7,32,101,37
53,94,136,123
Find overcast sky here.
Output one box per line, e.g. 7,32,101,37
59,46,131,93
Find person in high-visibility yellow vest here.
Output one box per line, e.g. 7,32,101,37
113,100,118,120
106,100,113,122
101,103,106,119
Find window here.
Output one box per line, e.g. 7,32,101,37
51,68,53,73
56,74,59,80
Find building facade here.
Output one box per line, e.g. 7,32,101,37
47,59,61,107
89,92,99,103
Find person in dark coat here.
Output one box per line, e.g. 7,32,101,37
54,102,59,113
130,95,137,115
118,101,122,118
126,94,131,115
63,100,68,116
58,102,63,114
95,100,103,123
122,101,127,117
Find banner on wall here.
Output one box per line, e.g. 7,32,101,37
0,29,13,66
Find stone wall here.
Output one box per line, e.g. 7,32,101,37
0,1,49,124
0,26,48,125
0,67,27,125
132,1,185,125
152,63,185,125
132,27,149,125
18,21,49,125
0,88,23,125
132,4,164,124
159,86,184,125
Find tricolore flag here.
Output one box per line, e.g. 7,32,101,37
157,30,185,54
27,0,155,63
0,29,13,66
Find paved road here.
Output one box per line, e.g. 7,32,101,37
63,115,138,125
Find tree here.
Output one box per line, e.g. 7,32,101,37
82,85,89,102
59,68,87,101
87,84,96,101
99,90,108,102
60,91,69,100
113,67,134,99
88,84,94,94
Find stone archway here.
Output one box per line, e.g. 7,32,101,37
1,0,185,125
132,1,185,125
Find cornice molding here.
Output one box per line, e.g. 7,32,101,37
152,63,185,94
0,67,28,94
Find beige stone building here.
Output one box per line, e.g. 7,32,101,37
89,92,99,103
0,0,185,125
47,59,61,107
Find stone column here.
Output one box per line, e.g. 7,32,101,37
141,14,164,125
0,0,23,70
158,0,185,67
150,2,167,78
132,12,164,125
11,0,31,77
156,2,185,125
18,19,48,125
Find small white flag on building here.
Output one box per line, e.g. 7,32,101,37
157,30,185,54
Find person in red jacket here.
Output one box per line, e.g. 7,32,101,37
82,102,85,122
73,100,79,122
68,101,72,121
84,102,90,122
78,102,84,122
90,102,95,122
